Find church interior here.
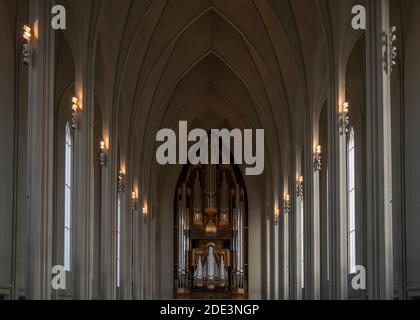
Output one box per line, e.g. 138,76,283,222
0,0,420,300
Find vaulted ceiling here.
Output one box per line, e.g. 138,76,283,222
59,0,363,181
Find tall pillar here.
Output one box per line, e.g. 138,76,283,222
25,0,55,300
310,145,321,300
121,167,133,300
365,0,394,300
305,127,321,300
270,208,277,299
72,37,98,300
133,198,142,300
328,66,348,300
279,179,290,300
274,214,279,300
291,156,303,300
264,207,271,299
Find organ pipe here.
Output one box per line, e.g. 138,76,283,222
177,183,190,291
219,171,229,227
205,164,217,214
176,164,247,296
193,170,203,226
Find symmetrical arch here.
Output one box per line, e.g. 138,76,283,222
1,0,420,301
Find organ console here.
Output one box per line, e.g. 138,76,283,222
175,164,248,298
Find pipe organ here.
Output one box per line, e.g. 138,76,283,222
175,164,248,298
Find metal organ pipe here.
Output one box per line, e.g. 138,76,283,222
205,164,217,211
239,185,243,287
240,196,244,288
177,192,183,287
219,172,229,226
235,184,240,287
193,171,203,226
182,184,187,285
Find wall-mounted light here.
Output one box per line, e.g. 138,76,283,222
142,205,148,224
274,208,280,226
71,97,79,130
22,25,32,65
340,102,350,135
99,140,106,167
131,191,138,211
117,170,125,193
314,145,322,172
283,194,291,215
296,176,304,198
387,26,398,74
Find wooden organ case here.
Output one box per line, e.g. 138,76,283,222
175,164,248,298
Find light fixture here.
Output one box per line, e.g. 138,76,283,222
274,208,280,226
314,145,322,172
22,25,32,65
99,140,106,167
142,206,148,224
131,191,138,211
117,170,125,193
387,26,398,74
71,97,79,130
296,176,304,198
283,194,291,215
340,102,350,135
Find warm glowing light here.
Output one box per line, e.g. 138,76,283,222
99,140,105,150
72,97,78,111
23,25,32,41
316,145,322,155
299,176,304,183
132,191,137,200
275,208,280,217
142,206,148,215
285,194,290,202
120,163,126,175
343,102,349,114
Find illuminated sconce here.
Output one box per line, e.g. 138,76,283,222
99,140,106,167
314,145,322,172
22,25,32,65
296,176,304,198
387,26,398,73
71,97,79,130
274,208,280,226
142,206,148,224
340,102,350,135
283,194,291,215
117,170,125,193
131,191,138,211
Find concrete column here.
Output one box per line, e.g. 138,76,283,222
365,0,394,300
270,210,276,299
311,152,321,300
72,32,98,300
279,179,290,300
291,157,303,300
328,66,348,300
133,191,142,300
274,216,279,300
288,158,299,300
306,126,321,300
25,0,55,300
121,166,132,300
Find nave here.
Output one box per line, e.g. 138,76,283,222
0,0,420,300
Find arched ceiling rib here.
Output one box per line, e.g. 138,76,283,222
65,0,342,179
